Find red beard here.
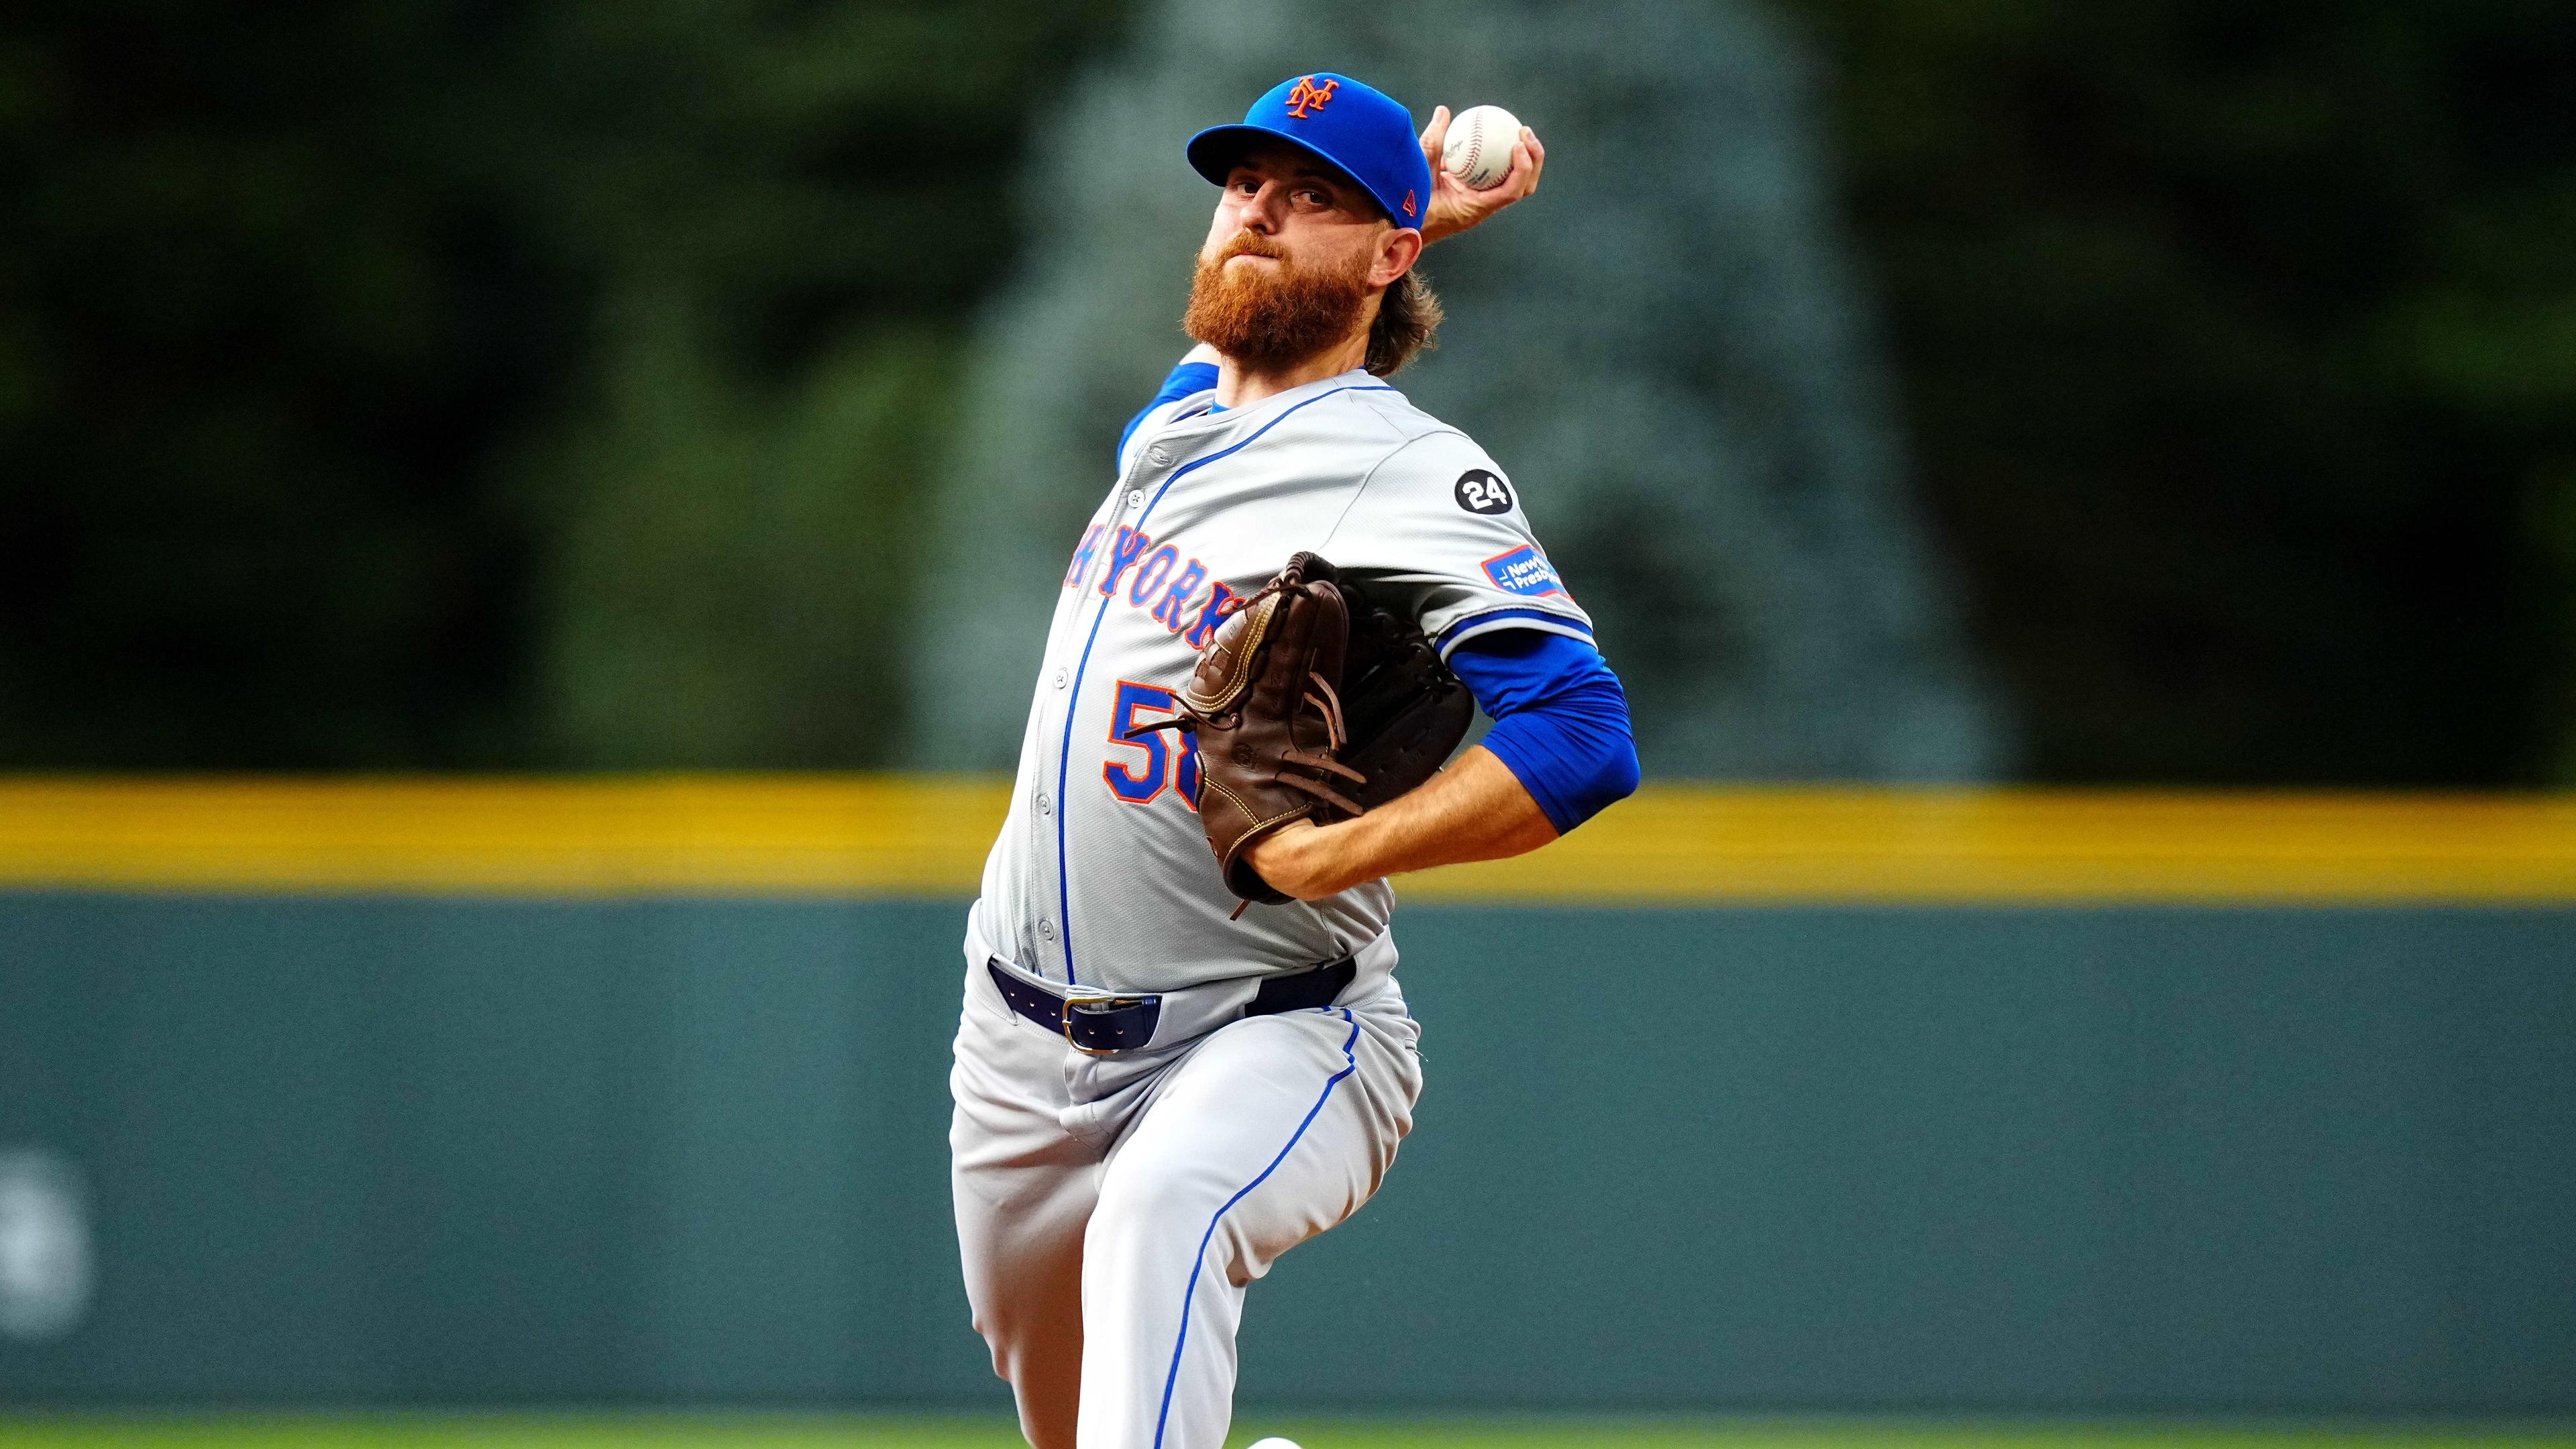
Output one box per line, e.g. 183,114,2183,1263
1182,233,1373,371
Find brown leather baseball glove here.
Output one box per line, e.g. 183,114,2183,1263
1131,551,1473,908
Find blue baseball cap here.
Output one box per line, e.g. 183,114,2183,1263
1187,72,1434,231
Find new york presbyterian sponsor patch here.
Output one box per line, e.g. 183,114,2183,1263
1481,544,1566,598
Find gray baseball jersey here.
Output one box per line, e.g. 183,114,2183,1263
964,366,1593,994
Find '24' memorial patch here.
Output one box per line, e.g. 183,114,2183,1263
1481,545,1566,598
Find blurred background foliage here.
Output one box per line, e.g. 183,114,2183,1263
3,0,2572,782
1785,0,2576,784
0,0,1109,767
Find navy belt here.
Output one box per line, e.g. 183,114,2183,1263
987,955,1358,1057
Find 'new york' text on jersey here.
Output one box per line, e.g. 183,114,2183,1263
967,368,1594,994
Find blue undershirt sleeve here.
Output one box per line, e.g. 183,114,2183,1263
1116,359,1220,465
1445,630,1642,835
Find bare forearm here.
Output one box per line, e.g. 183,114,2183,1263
1246,745,1556,899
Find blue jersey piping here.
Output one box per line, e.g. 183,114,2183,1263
1052,382,1397,983
1433,604,1594,657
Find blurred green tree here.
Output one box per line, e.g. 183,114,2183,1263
0,0,1114,767
9,0,2575,783
1778,0,2576,784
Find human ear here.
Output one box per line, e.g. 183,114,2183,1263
1371,226,1424,288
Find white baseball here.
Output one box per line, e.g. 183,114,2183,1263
1244,1440,1304,1449
1440,104,1523,191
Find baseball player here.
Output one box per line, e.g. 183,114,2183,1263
949,72,1640,1449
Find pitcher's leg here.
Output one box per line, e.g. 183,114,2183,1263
951,989,1099,1449
1075,1002,1421,1449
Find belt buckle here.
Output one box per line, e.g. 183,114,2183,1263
1061,995,1155,1057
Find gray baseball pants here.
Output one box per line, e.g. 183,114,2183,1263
947,955,1422,1449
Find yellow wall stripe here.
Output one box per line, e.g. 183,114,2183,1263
1,777,2573,903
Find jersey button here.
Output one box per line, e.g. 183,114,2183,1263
1036,918,1056,941
1034,791,1053,816
1052,667,1067,690
1126,489,1144,508
1147,447,1171,466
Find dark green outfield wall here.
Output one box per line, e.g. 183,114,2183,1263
1,896,2570,1410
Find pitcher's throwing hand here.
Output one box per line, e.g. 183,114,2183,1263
945,71,1637,1449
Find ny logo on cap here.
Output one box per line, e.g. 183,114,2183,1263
1284,76,1339,119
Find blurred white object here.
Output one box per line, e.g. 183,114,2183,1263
1244,1439,1305,1449
908,0,2016,782
1442,104,1523,190
0,1150,91,1341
